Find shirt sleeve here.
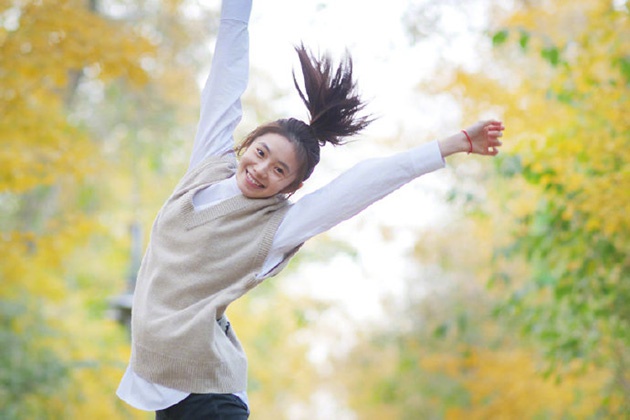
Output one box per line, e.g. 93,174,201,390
259,140,446,277
188,0,253,170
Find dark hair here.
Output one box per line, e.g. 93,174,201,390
236,44,373,193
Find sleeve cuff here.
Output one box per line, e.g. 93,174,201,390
409,140,446,175
220,0,252,23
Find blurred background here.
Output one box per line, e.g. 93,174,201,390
1,0,628,418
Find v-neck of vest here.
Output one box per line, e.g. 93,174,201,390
182,190,283,231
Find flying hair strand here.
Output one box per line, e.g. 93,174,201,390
292,44,373,146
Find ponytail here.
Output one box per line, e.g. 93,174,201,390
238,44,372,193
293,44,372,146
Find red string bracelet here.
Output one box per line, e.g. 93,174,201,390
462,129,473,154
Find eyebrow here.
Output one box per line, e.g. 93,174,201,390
260,142,292,174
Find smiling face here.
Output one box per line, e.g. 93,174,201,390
236,133,302,199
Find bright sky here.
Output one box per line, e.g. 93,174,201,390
248,0,491,134
245,3,473,416
213,1,493,416
244,0,493,325
250,0,449,137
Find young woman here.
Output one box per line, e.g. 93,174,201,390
117,0,504,418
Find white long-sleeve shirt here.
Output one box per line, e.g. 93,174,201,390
117,0,445,411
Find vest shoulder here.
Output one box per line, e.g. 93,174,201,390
176,155,237,193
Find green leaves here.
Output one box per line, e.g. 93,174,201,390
491,29,509,46
0,300,69,420
491,29,562,66
518,31,530,50
614,55,630,84
483,2,629,412
541,46,561,66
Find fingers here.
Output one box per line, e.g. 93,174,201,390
485,121,505,134
482,119,503,127
481,146,499,156
466,120,505,157
487,130,503,138
484,122,504,156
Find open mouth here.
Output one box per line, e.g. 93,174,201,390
246,170,264,188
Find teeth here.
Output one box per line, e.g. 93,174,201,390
247,171,263,188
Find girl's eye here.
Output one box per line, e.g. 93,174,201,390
275,167,284,175
256,148,264,157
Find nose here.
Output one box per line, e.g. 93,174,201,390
253,161,271,178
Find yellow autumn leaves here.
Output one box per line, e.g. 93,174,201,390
2,0,628,418
1,1,155,418
0,0,152,193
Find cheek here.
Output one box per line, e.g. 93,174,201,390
238,151,256,170
278,175,299,193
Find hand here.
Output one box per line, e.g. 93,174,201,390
464,120,505,156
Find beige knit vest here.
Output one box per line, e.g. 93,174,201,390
130,155,291,393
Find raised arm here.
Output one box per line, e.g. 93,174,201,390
189,0,253,170
261,120,505,276
260,140,444,276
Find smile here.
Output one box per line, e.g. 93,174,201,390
246,170,264,188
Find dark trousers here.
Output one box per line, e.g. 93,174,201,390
155,393,249,420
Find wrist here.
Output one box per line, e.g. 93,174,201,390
438,132,471,158
461,129,473,154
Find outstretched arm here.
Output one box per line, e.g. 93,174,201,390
260,140,445,276
261,121,505,277
188,0,253,170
